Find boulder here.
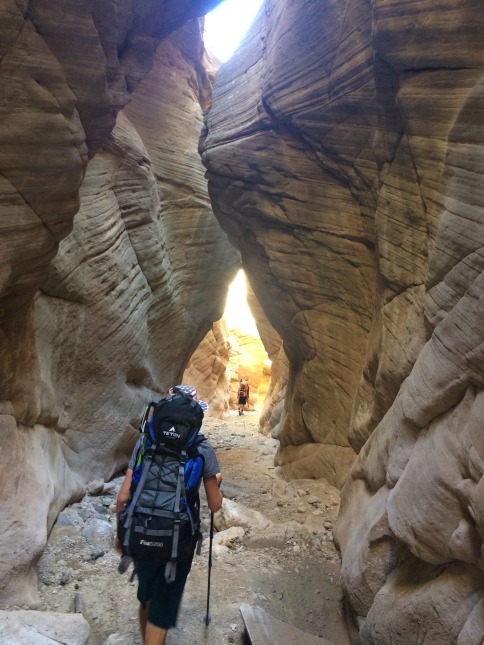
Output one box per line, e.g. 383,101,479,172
215,498,272,532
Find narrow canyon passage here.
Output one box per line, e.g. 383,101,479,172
1,1,483,643
37,412,350,645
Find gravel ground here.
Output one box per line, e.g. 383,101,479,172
37,411,351,645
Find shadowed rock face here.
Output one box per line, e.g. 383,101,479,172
0,2,237,607
201,0,484,641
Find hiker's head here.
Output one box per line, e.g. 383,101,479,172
170,384,197,398
170,385,208,413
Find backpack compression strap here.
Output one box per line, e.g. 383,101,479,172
121,450,154,550
165,449,187,583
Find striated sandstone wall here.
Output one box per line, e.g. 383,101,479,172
201,0,484,642
0,1,237,607
183,319,232,418
202,0,374,488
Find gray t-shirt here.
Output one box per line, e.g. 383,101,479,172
128,434,220,479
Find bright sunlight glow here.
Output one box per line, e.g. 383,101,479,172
204,0,264,63
225,270,259,337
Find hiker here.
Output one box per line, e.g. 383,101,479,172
115,385,223,645
237,378,249,415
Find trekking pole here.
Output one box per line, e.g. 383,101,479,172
205,511,214,626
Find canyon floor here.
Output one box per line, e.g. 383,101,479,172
38,411,351,645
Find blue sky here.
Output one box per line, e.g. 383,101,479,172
204,0,264,62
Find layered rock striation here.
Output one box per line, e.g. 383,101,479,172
202,0,375,487
0,1,237,607
183,319,232,418
201,0,484,642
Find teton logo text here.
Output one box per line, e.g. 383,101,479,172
163,426,180,439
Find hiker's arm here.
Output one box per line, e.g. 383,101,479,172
116,468,133,512
114,468,133,555
204,475,223,513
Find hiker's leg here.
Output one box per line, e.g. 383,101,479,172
139,604,167,644
139,602,149,640
139,557,192,643
144,621,167,645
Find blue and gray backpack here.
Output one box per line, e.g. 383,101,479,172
117,388,206,582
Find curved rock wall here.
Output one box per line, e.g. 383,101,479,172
183,319,232,418
0,1,237,607
201,0,484,641
202,0,375,487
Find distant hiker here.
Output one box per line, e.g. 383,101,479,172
237,379,249,415
115,385,223,645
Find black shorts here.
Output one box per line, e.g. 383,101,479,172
238,395,247,404
135,554,194,629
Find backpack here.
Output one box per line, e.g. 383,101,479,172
239,383,247,395
117,390,206,582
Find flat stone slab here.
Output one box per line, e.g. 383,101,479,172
240,603,333,645
0,609,90,645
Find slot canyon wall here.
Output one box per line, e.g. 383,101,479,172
201,0,484,642
0,0,238,607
